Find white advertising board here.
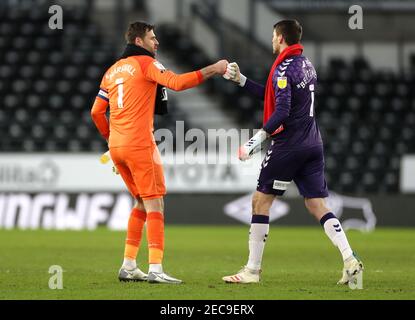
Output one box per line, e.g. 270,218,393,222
0,153,262,193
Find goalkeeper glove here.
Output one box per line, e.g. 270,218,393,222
238,129,268,161
223,62,247,87
100,150,111,164
100,150,119,175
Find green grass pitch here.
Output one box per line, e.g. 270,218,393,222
0,226,414,300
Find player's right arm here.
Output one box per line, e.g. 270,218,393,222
142,57,227,91
223,62,265,100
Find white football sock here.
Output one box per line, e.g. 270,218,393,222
122,258,136,270
149,264,163,273
247,222,269,271
321,213,353,261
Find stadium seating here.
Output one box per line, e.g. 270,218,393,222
0,3,189,153
0,4,112,152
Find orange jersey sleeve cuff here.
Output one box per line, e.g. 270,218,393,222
196,70,204,83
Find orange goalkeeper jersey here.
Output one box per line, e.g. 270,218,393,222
91,55,204,147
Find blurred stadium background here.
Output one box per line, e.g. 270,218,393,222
1,0,414,229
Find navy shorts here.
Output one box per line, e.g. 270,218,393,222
257,143,329,198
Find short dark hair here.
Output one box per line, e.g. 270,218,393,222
273,20,302,45
125,21,155,44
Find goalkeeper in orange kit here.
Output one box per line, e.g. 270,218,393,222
91,21,228,283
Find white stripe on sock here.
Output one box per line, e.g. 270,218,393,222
149,263,163,273
122,258,136,270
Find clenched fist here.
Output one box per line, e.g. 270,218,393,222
214,59,229,75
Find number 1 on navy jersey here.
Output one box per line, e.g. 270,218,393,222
309,84,315,117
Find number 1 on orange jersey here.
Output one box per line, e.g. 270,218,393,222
115,78,124,109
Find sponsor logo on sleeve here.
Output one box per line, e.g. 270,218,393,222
277,76,287,89
153,61,166,72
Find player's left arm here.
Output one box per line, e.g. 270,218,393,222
91,86,110,141
262,73,292,134
224,62,265,100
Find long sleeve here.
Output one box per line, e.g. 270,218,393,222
141,57,204,91
263,75,292,134
243,78,265,100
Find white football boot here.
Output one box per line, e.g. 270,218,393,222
337,252,364,285
147,272,182,284
222,266,260,284
118,267,148,282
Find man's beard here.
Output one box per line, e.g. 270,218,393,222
143,44,155,55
